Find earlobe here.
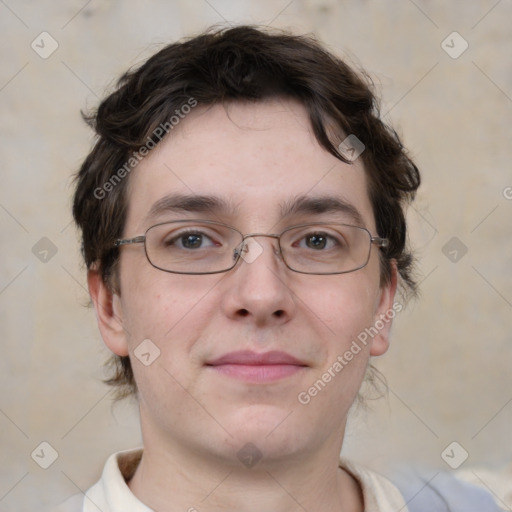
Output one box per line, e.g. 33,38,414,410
369,262,399,357
87,268,129,357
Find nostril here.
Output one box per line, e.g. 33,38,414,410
273,310,285,318
237,308,249,317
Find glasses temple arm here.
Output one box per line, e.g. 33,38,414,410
114,235,146,247
371,236,389,248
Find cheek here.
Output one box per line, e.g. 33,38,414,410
308,274,379,339
119,255,210,338
119,274,213,402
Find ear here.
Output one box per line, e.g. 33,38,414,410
369,261,399,357
87,268,129,357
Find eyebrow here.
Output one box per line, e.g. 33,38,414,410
280,195,365,226
145,193,365,226
146,194,239,221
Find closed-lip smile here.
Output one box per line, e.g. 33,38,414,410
205,350,307,382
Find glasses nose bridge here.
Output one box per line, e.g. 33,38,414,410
242,232,280,242
239,232,282,257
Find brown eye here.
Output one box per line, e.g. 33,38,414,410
181,233,203,249
305,234,328,250
163,230,217,250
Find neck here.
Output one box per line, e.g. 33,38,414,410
127,426,363,512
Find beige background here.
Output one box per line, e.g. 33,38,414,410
1,1,511,510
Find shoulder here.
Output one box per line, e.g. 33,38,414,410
391,466,503,512
340,458,410,512
53,448,146,512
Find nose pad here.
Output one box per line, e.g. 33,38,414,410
233,235,281,266
239,238,265,264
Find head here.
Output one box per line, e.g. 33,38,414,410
73,26,419,462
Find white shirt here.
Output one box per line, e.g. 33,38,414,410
55,448,408,512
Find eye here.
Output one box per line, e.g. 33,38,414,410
164,229,218,250
296,231,340,251
305,233,329,250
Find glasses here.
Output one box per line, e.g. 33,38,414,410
114,220,389,275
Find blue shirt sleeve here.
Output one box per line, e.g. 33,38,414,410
392,469,501,511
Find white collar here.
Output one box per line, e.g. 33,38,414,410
59,448,407,511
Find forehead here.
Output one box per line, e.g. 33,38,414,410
124,99,375,233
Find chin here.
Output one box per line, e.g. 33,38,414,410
220,405,309,458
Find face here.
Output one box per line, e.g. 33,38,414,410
90,98,397,467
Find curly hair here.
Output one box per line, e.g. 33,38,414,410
73,25,420,399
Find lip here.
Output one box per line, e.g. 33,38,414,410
207,350,306,366
205,350,308,383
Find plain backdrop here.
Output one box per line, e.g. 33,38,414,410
1,1,511,510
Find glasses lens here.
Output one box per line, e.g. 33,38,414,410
145,221,242,274
280,224,371,274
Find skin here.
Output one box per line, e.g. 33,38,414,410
88,98,397,511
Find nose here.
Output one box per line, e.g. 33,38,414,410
220,234,296,327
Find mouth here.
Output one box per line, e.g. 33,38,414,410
205,350,308,383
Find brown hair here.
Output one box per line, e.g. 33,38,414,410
73,25,420,399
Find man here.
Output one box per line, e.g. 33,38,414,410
60,25,498,511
